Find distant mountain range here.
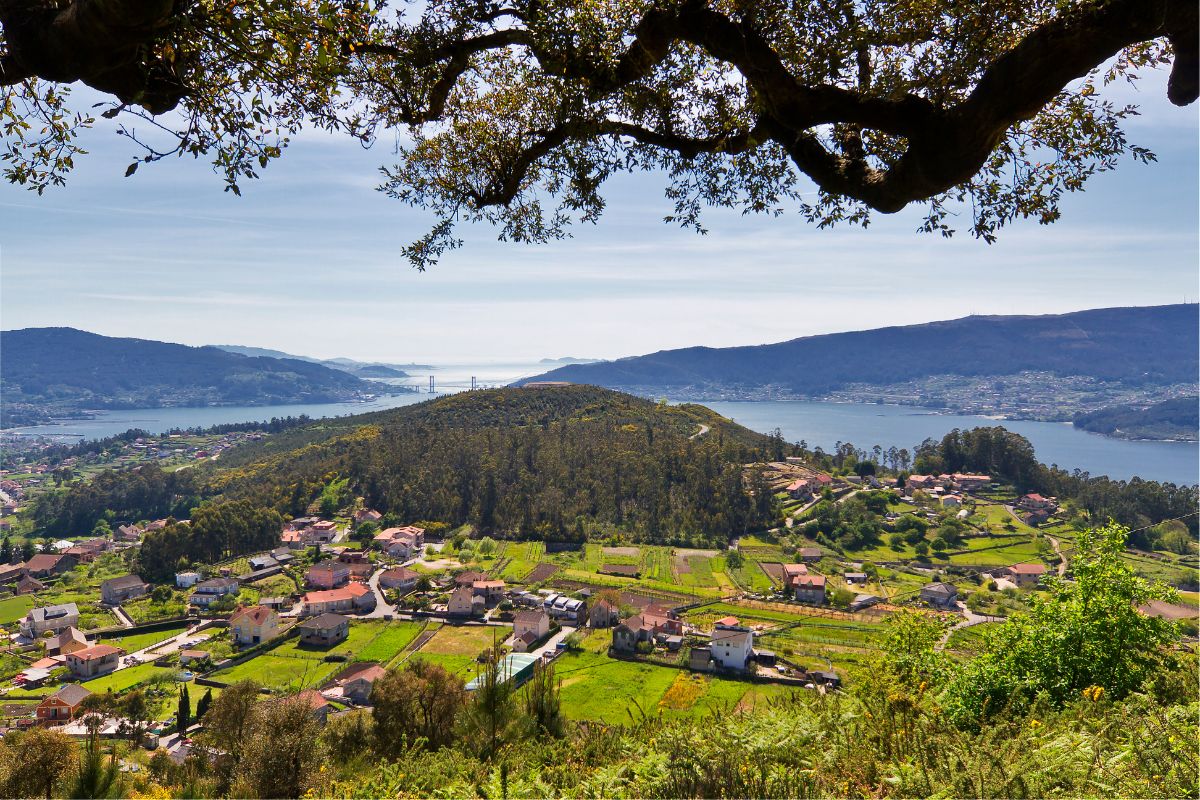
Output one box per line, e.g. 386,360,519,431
516,305,1200,421
211,345,427,377
1,328,397,427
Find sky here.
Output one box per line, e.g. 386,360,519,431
1,66,1197,364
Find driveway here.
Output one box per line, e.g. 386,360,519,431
360,568,397,619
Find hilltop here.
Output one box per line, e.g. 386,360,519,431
0,328,387,427
515,305,1199,417
194,386,781,545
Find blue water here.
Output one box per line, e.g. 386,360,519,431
701,400,1198,486
7,385,1196,485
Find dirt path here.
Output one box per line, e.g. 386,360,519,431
690,424,710,440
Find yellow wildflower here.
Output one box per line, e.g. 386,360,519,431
1030,719,1042,728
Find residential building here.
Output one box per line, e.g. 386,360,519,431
710,626,754,671
188,577,240,607
844,572,868,586
454,570,487,587
797,548,823,563
66,644,124,678
15,575,44,595
175,571,202,588
447,585,482,617
472,579,506,602
794,573,827,605
354,509,383,525
37,684,92,723
941,494,962,508
0,561,25,584
1017,493,1057,511
378,566,420,592
290,689,332,724
100,574,149,605
588,599,619,628
303,583,375,615
611,609,682,653
785,479,814,500
298,613,350,648
327,662,387,704
951,473,991,491
920,582,959,609
49,626,89,656
905,474,937,493
179,650,211,667
229,605,280,646
1004,563,1048,588
513,609,550,643
24,553,77,578
306,560,351,589
21,603,80,637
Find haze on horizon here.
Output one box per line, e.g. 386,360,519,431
1,67,1196,364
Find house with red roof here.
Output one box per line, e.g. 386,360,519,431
230,605,280,646
65,644,124,678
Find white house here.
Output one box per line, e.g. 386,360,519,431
175,571,202,588
710,626,754,671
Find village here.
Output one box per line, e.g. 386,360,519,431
9,453,1189,774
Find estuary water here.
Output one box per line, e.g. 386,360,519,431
6,365,1196,485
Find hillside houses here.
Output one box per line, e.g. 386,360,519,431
189,577,240,608
372,525,425,558
298,614,350,648
21,603,80,637
230,605,280,646
66,644,124,678
1002,563,1048,588
306,560,351,589
303,583,375,615
100,574,149,605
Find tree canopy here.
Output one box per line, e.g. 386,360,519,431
2,0,1195,265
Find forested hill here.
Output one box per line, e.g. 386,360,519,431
152,387,780,546
515,304,1199,396
0,328,383,424
1073,396,1200,441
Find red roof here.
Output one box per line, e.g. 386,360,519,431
304,583,369,604
796,574,827,587
230,605,276,625
70,644,124,661
1007,563,1047,575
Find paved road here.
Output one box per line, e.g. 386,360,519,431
361,567,397,619
936,602,1005,650
690,424,711,440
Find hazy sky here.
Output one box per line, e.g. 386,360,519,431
1,66,1196,363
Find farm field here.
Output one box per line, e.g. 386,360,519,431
212,653,338,692
102,624,190,654
354,621,425,663
0,595,34,625
82,662,177,694
409,624,500,678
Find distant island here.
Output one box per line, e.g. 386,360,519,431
516,304,1200,432
1,328,401,428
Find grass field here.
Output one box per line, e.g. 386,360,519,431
553,649,798,723
82,662,177,693
0,595,34,625
102,624,189,654
212,654,338,691
354,622,424,663
409,624,501,678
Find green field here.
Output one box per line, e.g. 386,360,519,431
212,654,338,691
102,624,190,654
409,624,501,678
0,595,34,625
553,649,797,723
82,662,177,694
354,622,425,663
